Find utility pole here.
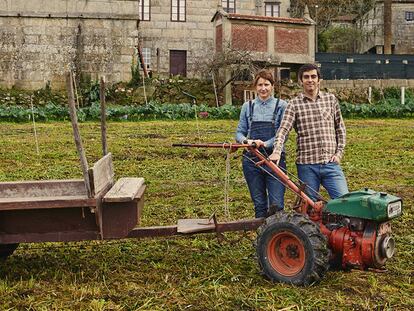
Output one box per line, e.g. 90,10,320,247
384,0,392,54
315,4,319,53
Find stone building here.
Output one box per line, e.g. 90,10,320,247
0,0,139,89
357,0,414,54
0,0,314,90
212,9,314,102
138,0,292,77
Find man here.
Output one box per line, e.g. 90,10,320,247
269,63,348,201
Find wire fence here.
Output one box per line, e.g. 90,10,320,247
316,53,414,80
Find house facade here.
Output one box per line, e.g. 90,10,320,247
212,9,314,102
138,0,292,78
357,0,414,54
0,0,314,90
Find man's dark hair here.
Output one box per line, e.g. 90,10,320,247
298,63,321,82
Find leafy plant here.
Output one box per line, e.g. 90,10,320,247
0,102,243,122
320,26,362,53
340,99,414,118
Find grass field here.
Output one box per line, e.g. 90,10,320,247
0,119,413,310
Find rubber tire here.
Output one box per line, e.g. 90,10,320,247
0,243,19,260
256,211,330,286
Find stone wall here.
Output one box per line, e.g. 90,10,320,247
0,0,139,89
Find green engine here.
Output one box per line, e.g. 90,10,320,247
321,189,402,270
325,188,403,221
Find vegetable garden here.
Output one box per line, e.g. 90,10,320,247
0,117,413,310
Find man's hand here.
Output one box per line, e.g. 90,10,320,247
330,155,340,163
269,152,280,165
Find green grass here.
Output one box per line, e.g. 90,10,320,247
0,119,413,310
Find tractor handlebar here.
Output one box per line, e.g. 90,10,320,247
172,142,253,149
172,141,317,211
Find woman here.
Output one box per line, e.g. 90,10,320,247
235,69,287,218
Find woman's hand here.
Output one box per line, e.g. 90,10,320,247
248,139,265,147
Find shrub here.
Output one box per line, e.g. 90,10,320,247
340,99,414,118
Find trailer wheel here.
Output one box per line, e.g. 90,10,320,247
256,212,329,285
0,243,19,260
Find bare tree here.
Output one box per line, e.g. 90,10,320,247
194,42,265,104
290,0,376,30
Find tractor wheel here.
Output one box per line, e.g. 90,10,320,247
0,243,19,260
256,212,330,286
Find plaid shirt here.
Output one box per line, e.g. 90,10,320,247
273,92,346,164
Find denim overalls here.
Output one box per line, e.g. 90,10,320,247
242,100,286,218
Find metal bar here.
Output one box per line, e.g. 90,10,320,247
126,219,264,239
173,143,316,209
250,148,316,209
127,226,178,238
1,219,264,244
66,72,92,198
215,218,264,232
172,143,249,148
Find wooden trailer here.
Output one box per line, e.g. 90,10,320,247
0,152,146,257
0,73,263,260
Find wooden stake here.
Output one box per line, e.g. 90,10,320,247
368,87,372,104
137,43,148,78
73,72,80,108
212,72,219,107
66,72,92,198
30,95,40,155
100,76,108,156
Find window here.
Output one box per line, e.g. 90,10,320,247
265,2,280,17
139,0,150,21
171,0,186,22
222,0,236,14
142,48,151,70
405,11,414,21
244,90,256,102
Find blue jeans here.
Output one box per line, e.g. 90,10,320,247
243,154,286,218
296,162,348,202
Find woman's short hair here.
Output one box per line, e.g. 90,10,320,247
253,69,275,86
